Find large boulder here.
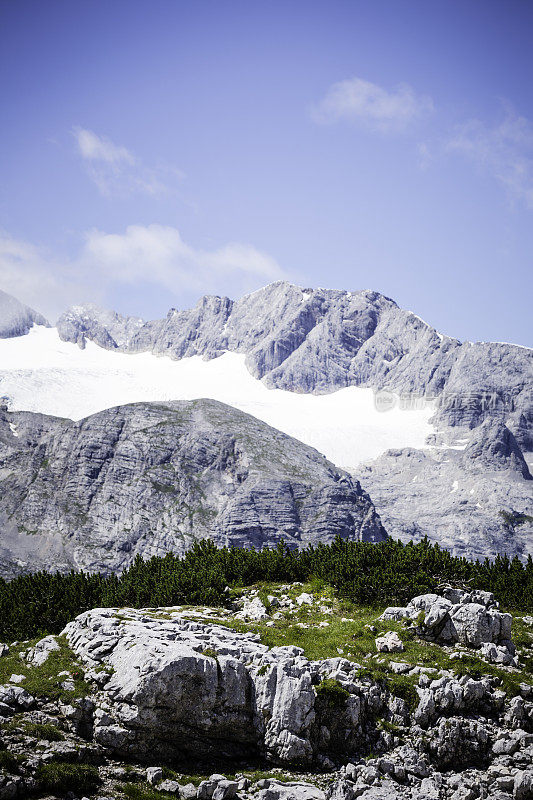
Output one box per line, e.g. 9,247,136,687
381,591,514,658
62,608,384,766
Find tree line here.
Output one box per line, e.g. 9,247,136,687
1,537,532,641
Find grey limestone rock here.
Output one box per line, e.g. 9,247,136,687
0,398,385,576
56,303,144,350
462,420,532,480
359,438,533,562
0,290,49,339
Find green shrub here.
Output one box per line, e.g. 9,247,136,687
0,748,21,773
315,678,350,709
385,674,419,711
1,537,533,642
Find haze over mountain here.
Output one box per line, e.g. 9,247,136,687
0,281,531,572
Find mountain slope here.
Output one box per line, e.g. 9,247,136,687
0,289,49,338
0,399,385,577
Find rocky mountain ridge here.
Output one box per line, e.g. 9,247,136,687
0,399,385,577
359,419,533,562
0,290,49,339
55,282,533,440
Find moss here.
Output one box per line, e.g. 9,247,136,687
315,678,350,709
151,481,175,494
257,664,268,676
201,647,218,660
36,762,101,794
0,748,22,773
499,510,533,528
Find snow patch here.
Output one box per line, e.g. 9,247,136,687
0,326,435,471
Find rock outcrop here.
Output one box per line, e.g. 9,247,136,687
0,591,532,800
462,420,532,480
0,290,49,339
381,591,518,666
359,438,533,561
56,303,144,350
60,604,531,768
0,399,385,576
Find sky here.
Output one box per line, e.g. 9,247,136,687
0,0,532,346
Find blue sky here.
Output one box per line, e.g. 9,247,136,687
0,0,532,345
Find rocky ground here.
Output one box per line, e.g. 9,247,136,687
0,584,532,800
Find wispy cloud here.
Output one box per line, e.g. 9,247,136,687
0,233,97,320
75,128,135,165
312,76,433,133
83,224,286,293
72,127,183,197
0,226,289,321
445,109,533,209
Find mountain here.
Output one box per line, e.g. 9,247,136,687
359,427,532,563
0,399,385,577
56,282,532,437
0,280,531,569
57,303,144,349
0,289,49,338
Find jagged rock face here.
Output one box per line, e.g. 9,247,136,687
55,282,532,441
462,420,532,480
60,605,532,769
0,289,49,338
56,303,144,349
359,439,533,562
0,399,385,576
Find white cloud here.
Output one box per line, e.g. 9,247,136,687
0,233,99,321
72,128,183,197
0,226,288,321
83,224,286,293
312,76,433,132
446,110,533,209
74,128,135,165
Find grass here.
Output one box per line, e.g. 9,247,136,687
118,784,177,800
197,581,533,704
36,762,101,794
315,678,350,709
0,635,90,702
21,721,65,741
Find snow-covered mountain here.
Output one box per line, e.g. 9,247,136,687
0,288,49,338
0,283,531,571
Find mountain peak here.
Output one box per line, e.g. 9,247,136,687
0,289,50,338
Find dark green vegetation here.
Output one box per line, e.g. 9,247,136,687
1,537,532,641
35,762,101,794
315,678,350,709
499,509,533,528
